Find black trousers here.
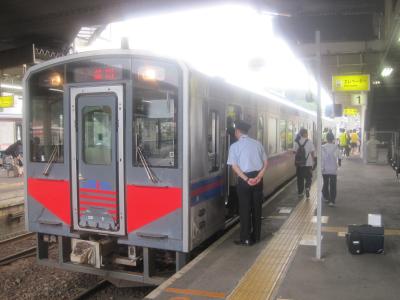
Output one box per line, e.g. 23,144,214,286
236,171,263,242
296,166,312,194
322,174,337,203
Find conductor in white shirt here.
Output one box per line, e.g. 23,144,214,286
227,121,268,246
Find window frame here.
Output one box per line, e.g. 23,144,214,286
132,58,180,169
208,109,220,173
287,120,294,149
257,115,264,145
82,105,113,165
29,77,65,164
267,117,278,155
279,119,287,152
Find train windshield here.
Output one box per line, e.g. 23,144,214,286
29,67,64,163
133,59,179,168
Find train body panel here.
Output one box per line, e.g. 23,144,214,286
23,50,334,283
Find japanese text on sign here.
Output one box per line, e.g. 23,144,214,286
343,107,359,116
0,96,14,108
332,75,370,92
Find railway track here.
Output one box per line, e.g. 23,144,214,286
0,246,37,266
0,232,34,245
71,280,111,300
0,232,37,266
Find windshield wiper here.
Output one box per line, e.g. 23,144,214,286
42,145,59,176
137,146,160,183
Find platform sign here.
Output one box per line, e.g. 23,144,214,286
351,93,366,106
332,75,370,92
343,107,359,116
0,96,14,108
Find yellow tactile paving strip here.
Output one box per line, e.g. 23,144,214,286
0,182,23,190
228,193,400,300
228,186,318,300
322,226,400,236
165,287,226,299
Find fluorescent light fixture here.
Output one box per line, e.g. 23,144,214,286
0,83,23,90
381,67,393,77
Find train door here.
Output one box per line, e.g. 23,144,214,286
70,86,125,235
225,105,242,217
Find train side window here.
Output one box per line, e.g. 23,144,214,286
29,68,64,163
267,118,277,155
287,121,294,149
208,110,220,172
279,120,287,151
257,115,264,145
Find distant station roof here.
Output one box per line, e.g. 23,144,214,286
0,0,397,86
0,0,384,52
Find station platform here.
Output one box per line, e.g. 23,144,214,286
0,177,24,211
146,157,400,300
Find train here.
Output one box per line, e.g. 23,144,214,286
23,49,333,285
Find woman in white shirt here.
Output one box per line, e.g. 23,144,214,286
322,132,341,206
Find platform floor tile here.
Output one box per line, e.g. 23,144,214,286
227,187,318,300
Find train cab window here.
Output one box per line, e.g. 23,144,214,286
257,116,264,145
208,110,220,172
29,68,64,163
279,120,287,151
82,106,112,165
287,121,294,149
132,59,179,168
267,118,277,155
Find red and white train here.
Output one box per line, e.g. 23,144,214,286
24,50,331,284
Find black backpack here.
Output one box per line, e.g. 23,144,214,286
295,139,309,167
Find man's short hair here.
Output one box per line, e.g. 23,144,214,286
234,121,251,133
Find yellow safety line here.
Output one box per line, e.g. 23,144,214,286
227,187,318,300
165,287,226,299
0,182,23,190
322,226,347,233
322,226,400,236
384,229,400,236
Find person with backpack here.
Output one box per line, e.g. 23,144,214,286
294,128,316,199
322,132,340,206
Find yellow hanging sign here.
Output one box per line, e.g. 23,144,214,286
343,107,359,116
332,74,370,92
0,96,14,108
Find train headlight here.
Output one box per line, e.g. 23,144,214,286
49,73,63,86
138,66,165,81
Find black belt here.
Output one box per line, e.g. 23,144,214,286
243,171,259,177
238,171,260,183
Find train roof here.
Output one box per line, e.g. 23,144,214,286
23,49,334,123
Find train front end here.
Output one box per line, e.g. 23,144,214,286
23,51,189,284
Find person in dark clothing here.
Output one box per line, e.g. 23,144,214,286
227,121,268,246
5,140,22,158
294,128,316,199
30,137,44,162
226,116,239,217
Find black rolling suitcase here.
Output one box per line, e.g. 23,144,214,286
346,225,384,255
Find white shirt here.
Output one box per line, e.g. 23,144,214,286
294,137,315,167
227,135,267,172
322,143,340,175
